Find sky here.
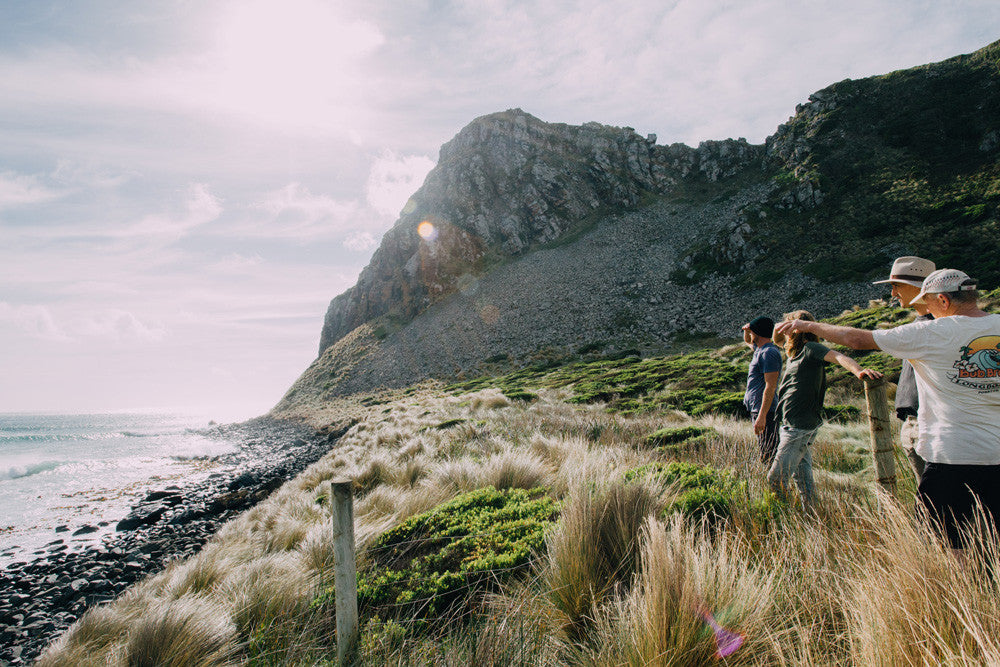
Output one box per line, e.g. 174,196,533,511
1,1,999,420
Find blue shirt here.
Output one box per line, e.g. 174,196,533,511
744,342,782,414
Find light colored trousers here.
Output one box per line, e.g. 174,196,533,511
767,424,819,505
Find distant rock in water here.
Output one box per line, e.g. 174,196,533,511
276,40,1000,417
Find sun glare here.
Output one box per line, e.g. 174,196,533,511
211,0,384,130
417,221,437,240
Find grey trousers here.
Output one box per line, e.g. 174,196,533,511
767,424,820,506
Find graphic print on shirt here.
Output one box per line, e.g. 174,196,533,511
952,335,1000,393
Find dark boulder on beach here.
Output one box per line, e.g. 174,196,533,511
115,502,169,531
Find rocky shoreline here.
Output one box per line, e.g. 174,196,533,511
0,416,347,665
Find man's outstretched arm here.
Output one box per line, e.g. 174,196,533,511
773,319,879,350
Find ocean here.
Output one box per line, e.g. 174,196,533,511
0,412,239,565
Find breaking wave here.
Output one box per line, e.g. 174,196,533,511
0,460,62,481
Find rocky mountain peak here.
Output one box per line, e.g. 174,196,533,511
318,110,764,354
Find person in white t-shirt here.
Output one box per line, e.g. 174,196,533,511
774,269,1000,549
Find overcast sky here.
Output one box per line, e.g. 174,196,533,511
2,1,998,419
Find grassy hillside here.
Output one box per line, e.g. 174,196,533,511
680,39,1000,288
37,295,1000,666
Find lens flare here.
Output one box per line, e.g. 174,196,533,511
699,608,744,659
417,221,437,240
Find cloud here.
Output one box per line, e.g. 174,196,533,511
352,0,1000,146
259,183,353,220
343,231,378,251
244,182,362,239
0,301,165,343
0,302,70,341
210,252,264,275
58,281,141,297
0,171,65,209
128,183,222,237
366,150,435,218
52,160,132,189
79,310,167,342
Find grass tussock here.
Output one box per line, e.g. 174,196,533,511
166,552,229,598
35,606,129,666
582,516,777,665
544,479,660,636
123,597,236,667
480,449,551,490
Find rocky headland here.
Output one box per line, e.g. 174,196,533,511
276,40,1000,421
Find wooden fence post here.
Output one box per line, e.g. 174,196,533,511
331,480,358,666
863,377,896,493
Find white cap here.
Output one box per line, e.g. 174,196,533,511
909,269,977,305
872,256,936,288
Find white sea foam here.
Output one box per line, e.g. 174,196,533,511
0,412,237,563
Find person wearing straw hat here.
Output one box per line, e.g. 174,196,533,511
774,269,1000,550
872,256,936,480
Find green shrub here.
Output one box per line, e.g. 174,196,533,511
655,435,710,457
502,389,538,402
447,348,749,419
823,304,913,330
325,487,559,625
745,489,788,531
624,461,728,487
815,445,870,474
625,462,741,521
827,350,903,387
359,618,407,656
688,390,747,417
668,486,734,519
644,425,714,447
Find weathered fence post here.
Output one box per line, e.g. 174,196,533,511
863,377,896,493
331,480,358,666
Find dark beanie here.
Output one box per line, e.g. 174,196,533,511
748,316,774,339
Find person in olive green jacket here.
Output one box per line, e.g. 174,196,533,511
768,310,883,506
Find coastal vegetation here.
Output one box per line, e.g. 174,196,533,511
36,296,1000,665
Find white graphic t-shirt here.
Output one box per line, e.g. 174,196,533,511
872,314,1000,464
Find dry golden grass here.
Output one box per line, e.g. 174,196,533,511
124,597,237,667
165,552,229,599
35,606,129,666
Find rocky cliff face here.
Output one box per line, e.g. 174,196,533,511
319,110,764,354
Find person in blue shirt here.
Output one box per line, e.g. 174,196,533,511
742,316,782,463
